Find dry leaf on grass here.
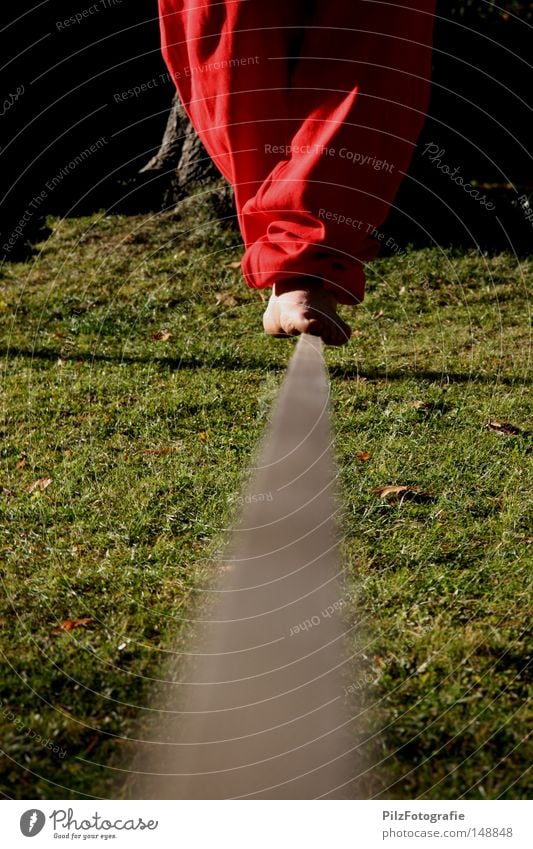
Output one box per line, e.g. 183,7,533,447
487,420,521,436
198,431,208,443
215,292,238,307
28,477,52,493
142,443,182,458
356,451,371,462
226,260,242,269
374,484,434,503
409,400,432,411
152,329,172,342
53,618,94,634
83,732,103,756
16,457,27,470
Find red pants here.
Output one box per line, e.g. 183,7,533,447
159,0,436,304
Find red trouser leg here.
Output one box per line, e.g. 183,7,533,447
159,0,436,304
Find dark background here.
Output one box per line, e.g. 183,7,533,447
1,0,532,261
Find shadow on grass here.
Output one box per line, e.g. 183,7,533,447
1,346,530,386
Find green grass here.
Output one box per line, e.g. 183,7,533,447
0,194,531,799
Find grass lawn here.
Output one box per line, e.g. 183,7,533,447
0,194,531,799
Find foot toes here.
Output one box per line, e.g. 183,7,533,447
282,313,320,337
263,288,353,346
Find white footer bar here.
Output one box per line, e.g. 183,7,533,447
4,799,530,848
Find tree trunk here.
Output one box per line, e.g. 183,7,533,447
139,94,234,221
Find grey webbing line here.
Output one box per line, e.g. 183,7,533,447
131,334,357,799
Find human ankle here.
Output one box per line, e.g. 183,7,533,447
273,277,329,297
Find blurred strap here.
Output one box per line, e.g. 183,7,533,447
131,335,358,799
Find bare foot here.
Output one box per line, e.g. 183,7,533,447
262,279,352,346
